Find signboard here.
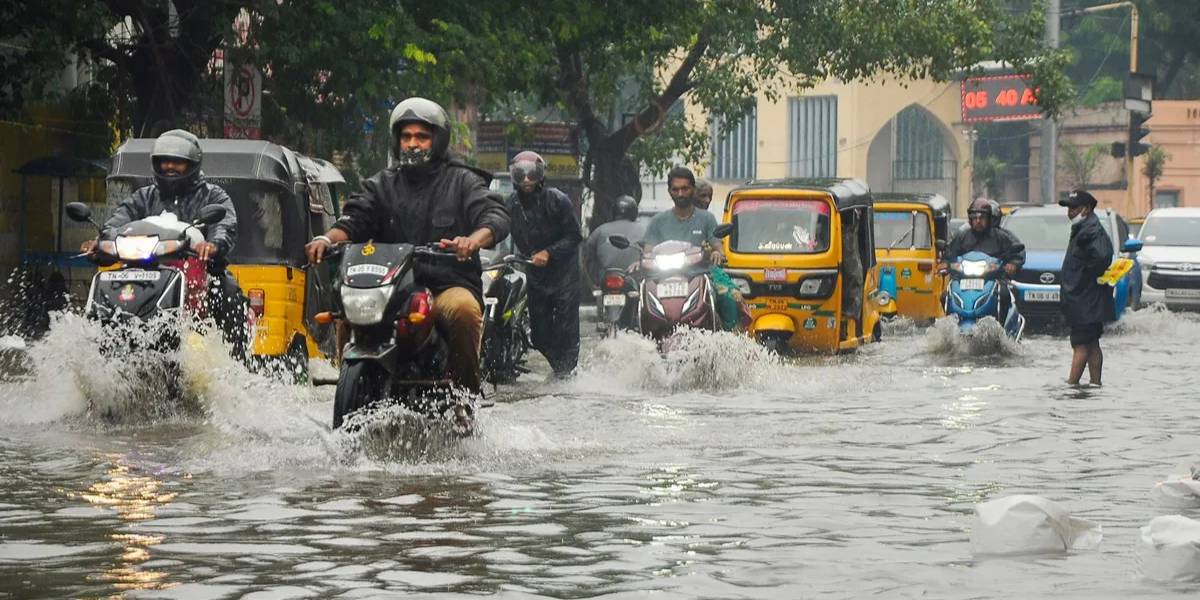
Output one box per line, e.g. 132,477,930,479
960,74,1043,123
475,122,579,178
224,62,262,139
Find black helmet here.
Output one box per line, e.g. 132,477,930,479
151,129,202,197
967,197,1000,225
613,195,638,221
509,150,546,190
389,97,450,169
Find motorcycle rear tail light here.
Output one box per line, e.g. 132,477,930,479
604,273,625,291
248,289,265,316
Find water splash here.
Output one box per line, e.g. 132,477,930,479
925,316,1022,357
1108,303,1200,337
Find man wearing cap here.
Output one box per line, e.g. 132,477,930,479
1059,189,1114,386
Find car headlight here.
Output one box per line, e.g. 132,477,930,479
115,235,159,261
341,285,396,326
654,252,687,270
961,260,992,277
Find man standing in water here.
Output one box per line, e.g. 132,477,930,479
1059,189,1113,386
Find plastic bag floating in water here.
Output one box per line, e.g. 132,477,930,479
970,494,1102,556
1153,469,1200,508
1138,515,1200,582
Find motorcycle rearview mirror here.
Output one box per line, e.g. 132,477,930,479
714,223,735,238
195,204,227,226
65,202,99,229
608,235,631,250
936,239,947,252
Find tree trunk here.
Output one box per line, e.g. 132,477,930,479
587,138,639,228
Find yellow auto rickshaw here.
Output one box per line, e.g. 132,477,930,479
721,178,882,354
872,193,952,324
106,139,345,378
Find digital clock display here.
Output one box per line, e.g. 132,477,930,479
961,75,1043,122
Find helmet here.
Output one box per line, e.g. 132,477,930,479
389,97,450,168
151,129,203,197
613,195,638,221
509,151,546,189
967,197,1000,225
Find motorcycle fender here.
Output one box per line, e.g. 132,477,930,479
343,343,399,374
754,313,796,334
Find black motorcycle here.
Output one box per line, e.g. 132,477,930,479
322,241,471,431
593,266,638,338
480,253,532,386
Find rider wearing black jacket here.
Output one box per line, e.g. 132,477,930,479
505,151,583,377
305,98,510,395
940,198,1026,320
84,129,247,359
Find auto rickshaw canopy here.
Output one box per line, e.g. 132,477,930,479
733,178,873,212
108,139,304,189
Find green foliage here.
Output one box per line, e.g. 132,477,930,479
973,156,1008,200
1142,145,1170,184
1058,142,1109,189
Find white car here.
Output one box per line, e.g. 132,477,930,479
1138,207,1200,310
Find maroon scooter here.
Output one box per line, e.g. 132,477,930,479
610,224,733,344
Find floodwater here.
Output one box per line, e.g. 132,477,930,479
1,307,1199,599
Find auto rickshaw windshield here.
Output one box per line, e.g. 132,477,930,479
874,211,932,250
731,198,831,254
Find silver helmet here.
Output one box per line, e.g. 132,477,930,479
389,97,450,168
151,129,203,197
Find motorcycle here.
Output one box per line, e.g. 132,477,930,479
610,225,733,343
479,253,532,386
318,241,472,431
944,250,1025,340
66,202,229,348
593,266,638,338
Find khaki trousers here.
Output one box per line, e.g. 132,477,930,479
432,286,483,394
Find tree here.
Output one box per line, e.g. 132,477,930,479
482,0,1071,224
973,156,1008,200
1059,142,1108,190
1142,145,1170,207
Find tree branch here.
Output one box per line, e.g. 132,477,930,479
556,43,605,149
609,28,710,152
77,37,129,69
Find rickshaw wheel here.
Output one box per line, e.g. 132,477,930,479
284,338,309,385
872,321,882,342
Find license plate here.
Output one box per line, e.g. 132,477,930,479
658,280,688,298
765,268,787,282
602,294,626,307
99,270,160,282
1025,290,1060,302
347,264,388,277
1166,288,1200,298
766,297,788,311
959,278,985,291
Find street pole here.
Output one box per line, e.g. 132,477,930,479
1040,0,1059,205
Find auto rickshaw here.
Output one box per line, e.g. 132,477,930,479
106,139,344,377
721,178,882,354
872,193,951,324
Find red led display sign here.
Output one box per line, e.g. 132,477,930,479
960,74,1044,123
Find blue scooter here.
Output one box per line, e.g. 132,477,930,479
944,251,1025,340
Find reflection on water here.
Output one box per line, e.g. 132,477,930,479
0,307,1198,597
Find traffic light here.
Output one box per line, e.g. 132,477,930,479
1129,110,1151,157
1111,141,1126,159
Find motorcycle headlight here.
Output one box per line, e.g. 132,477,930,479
654,252,687,271
340,285,396,326
961,261,991,277
115,235,159,261
154,240,183,256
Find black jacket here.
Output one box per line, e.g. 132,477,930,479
332,157,509,299
1060,212,1114,326
944,226,1026,268
506,187,582,293
103,177,238,258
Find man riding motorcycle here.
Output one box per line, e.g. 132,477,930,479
81,129,247,359
584,195,645,287
939,197,1026,319
305,97,509,397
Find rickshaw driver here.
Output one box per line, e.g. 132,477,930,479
305,97,509,397
642,166,745,331
81,129,248,359
938,197,1026,317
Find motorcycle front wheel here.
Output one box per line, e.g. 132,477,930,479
333,360,388,429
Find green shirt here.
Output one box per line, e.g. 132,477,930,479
643,208,719,249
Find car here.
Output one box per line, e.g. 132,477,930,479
1128,216,1145,239
1136,207,1200,310
1000,206,1143,327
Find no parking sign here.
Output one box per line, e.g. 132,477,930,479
224,63,262,139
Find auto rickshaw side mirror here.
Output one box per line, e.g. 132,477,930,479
936,239,947,252
609,235,631,250
714,223,735,239
65,202,97,227
196,204,228,225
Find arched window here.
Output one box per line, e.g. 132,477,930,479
894,106,944,180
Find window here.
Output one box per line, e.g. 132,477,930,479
1004,213,1115,252
894,106,944,180
1154,190,1180,209
1140,216,1200,246
731,198,831,254
789,96,837,177
874,211,932,250
711,107,756,180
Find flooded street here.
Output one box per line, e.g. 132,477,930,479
1,308,1199,599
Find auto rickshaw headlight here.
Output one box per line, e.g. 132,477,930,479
798,277,827,297
731,277,752,296
877,292,891,306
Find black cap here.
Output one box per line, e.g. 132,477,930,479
1060,189,1098,208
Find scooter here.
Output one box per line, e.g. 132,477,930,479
944,250,1025,340
593,266,638,338
66,201,229,352
317,241,472,431
480,253,532,386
